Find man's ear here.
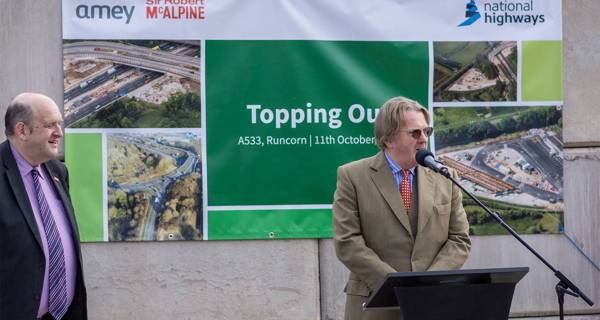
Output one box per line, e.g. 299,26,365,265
14,122,28,138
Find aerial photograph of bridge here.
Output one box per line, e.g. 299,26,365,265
107,131,202,241
433,41,517,102
433,105,563,235
63,40,201,128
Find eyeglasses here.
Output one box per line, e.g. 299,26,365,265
400,126,433,139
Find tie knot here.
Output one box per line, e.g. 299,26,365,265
31,167,40,178
401,169,410,178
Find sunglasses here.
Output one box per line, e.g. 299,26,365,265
401,126,434,139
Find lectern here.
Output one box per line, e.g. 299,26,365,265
364,267,529,320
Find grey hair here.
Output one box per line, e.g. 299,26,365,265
4,99,33,136
374,96,430,149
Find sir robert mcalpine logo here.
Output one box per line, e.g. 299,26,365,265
458,0,546,27
458,1,481,26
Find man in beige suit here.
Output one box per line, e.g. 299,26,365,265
333,96,471,320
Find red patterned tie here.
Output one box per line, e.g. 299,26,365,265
401,169,411,211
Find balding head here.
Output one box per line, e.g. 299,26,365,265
4,92,64,165
5,93,59,137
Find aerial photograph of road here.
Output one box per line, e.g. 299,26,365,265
63,40,201,128
433,105,563,235
107,132,202,241
433,41,517,102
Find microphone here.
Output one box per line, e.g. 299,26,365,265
415,149,450,178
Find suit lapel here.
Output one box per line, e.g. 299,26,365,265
369,152,412,236
44,162,81,242
416,165,434,234
1,142,44,250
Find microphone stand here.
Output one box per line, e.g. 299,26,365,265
436,166,594,319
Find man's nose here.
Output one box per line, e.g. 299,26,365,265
54,124,64,137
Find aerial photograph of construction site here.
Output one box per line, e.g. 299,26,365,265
63,40,201,128
107,131,202,241
433,41,517,102
433,105,563,235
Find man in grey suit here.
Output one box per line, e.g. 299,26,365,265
333,96,471,320
0,93,87,320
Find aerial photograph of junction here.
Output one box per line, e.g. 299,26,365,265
107,132,202,241
434,106,563,235
63,40,201,128
434,41,517,102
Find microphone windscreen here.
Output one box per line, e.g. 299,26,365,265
415,149,434,166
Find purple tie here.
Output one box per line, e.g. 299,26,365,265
31,168,69,320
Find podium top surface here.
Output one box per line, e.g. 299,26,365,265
365,267,529,309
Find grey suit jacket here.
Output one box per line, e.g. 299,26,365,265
333,151,471,317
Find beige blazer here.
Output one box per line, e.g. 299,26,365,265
333,151,471,319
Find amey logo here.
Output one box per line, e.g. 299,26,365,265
458,1,481,27
458,0,546,27
75,4,135,24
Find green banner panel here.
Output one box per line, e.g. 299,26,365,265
65,133,104,242
522,40,563,101
208,209,332,240
206,40,429,207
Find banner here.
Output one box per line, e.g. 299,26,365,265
62,0,564,241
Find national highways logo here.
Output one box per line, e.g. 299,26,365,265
458,0,546,27
458,0,481,26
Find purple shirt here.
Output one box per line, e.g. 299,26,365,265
10,146,77,318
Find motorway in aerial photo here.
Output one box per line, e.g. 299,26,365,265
63,40,200,127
